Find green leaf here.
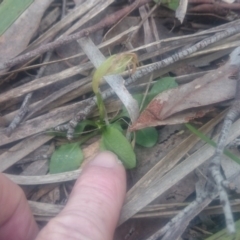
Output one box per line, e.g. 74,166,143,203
102,125,136,169
116,77,177,120
110,122,123,132
49,143,84,174
92,53,138,94
205,219,240,239
136,127,158,147
75,120,97,134
0,0,34,35
99,138,107,151
92,55,115,94
118,93,144,118
147,77,178,103
185,123,240,165
161,0,179,10
133,93,145,105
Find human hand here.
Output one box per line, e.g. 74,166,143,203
0,151,126,240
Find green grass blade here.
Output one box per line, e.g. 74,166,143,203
185,123,240,165
205,219,240,239
0,0,34,35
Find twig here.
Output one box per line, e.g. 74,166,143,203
125,24,240,86
0,0,151,71
55,100,96,138
5,93,33,137
4,51,53,137
147,190,217,240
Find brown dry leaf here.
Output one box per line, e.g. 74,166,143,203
131,47,240,131
31,184,58,201
131,106,213,130
0,0,53,64
40,186,60,204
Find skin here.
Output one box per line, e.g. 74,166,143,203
0,151,126,240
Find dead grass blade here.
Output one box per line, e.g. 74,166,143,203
5,169,81,185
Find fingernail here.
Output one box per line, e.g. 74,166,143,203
90,151,120,168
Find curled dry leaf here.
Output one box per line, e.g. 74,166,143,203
131,47,240,131
131,107,213,131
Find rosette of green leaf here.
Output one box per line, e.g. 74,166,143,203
101,125,136,169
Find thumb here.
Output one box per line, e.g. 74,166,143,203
36,151,126,240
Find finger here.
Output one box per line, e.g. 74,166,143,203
37,151,126,240
0,174,39,240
